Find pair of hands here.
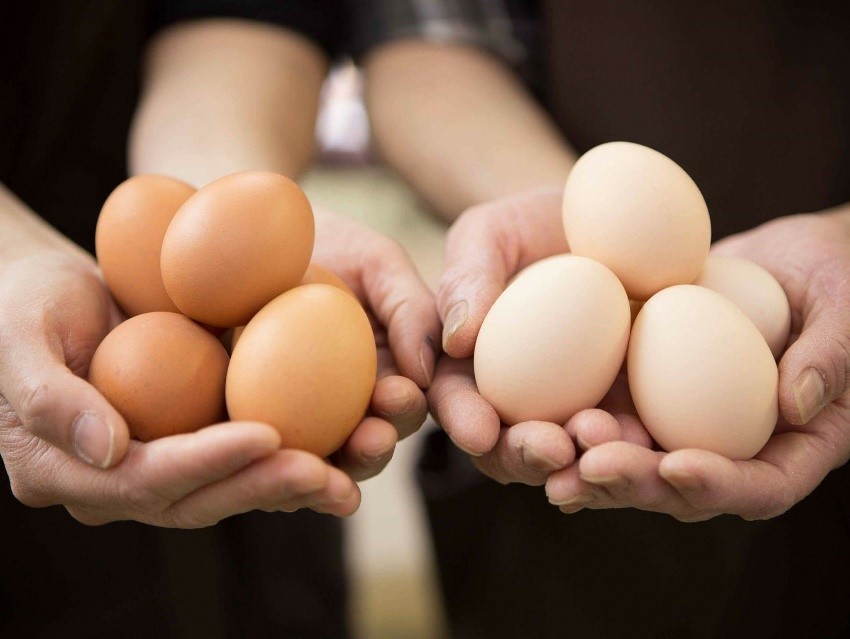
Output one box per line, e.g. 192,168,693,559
0,207,438,527
4,191,849,527
430,188,850,522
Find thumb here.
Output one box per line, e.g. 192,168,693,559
438,187,567,358
0,337,129,468
779,295,850,425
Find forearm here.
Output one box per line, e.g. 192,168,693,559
130,19,327,186
0,183,88,265
364,40,575,221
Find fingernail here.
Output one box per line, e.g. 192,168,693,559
551,493,596,507
793,367,826,423
442,300,468,350
324,484,358,506
381,395,413,416
362,444,395,463
419,336,435,387
662,469,704,492
71,412,114,468
580,472,629,489
576,433,593,451
521,443,564,472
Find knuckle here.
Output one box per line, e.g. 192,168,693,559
17,381,53,431
117,478,170,515
159,507,213,529
65,506,109,527
8,474,51,508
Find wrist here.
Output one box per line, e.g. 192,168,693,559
0,185,90,267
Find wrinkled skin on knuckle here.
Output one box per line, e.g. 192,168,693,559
116,475,172,517
8,470,50,508
65,505,112,527
158,505,216,529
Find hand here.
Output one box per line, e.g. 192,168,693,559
546,211,850,521
311,207,442,480
0,250,361,526
428,188,577,485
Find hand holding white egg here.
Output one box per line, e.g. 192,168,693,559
436,142,850,521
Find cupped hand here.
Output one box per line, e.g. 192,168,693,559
546,211,850,521
0,250,361,526
427,188,577,485
310,206,441,480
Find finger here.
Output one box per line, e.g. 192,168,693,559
437,187,567,358
473,421,575,486
333,416,398,482
566,409,621,452
779,290,850,425
164,449,354,527
361,241,441,389
545,465,597,512
61,421,281,523
376,345,399,378
578,442,681,513
282,466,362,518
659,429,838,520
0,337,129,468
120,421,282,503
370,375,428,440
427,356,500,455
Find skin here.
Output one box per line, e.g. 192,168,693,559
427,189,850,521
366,40,850,520
0,20,438,527
364,40,574,221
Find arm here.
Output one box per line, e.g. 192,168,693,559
364,40,575,221
130,18,325,185
0,18,438,529
132,19,438,481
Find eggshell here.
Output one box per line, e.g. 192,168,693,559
474,254,630,425
628,285,778,460
226,284,377,457
695,255,791,358
300,264,355,297
161,171,315,327
89,312,229,442
95,175,195,316
562,141,711,300
228,264,355,353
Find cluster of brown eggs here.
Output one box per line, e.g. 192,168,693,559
90,171,377,457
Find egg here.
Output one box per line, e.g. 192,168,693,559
562,141,711,300
300,264,355,297
226,284,377,457
95,175,195,316
89,312,229,442
474,254,631,425
160,171,315,327
628,285,778,460
695,255,791,358
228,264,355,353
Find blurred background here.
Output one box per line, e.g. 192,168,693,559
305,61,448,639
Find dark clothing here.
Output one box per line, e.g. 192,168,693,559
415,2,850,638
1,2,348,637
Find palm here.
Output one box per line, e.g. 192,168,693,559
548,212,850,520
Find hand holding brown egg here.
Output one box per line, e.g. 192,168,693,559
50,174,436,527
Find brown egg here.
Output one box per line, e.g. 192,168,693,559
226,284,377,457
95,175,195,316
160,171,315,327
228,264,355,353
301,264,355,297
89,312,229,442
